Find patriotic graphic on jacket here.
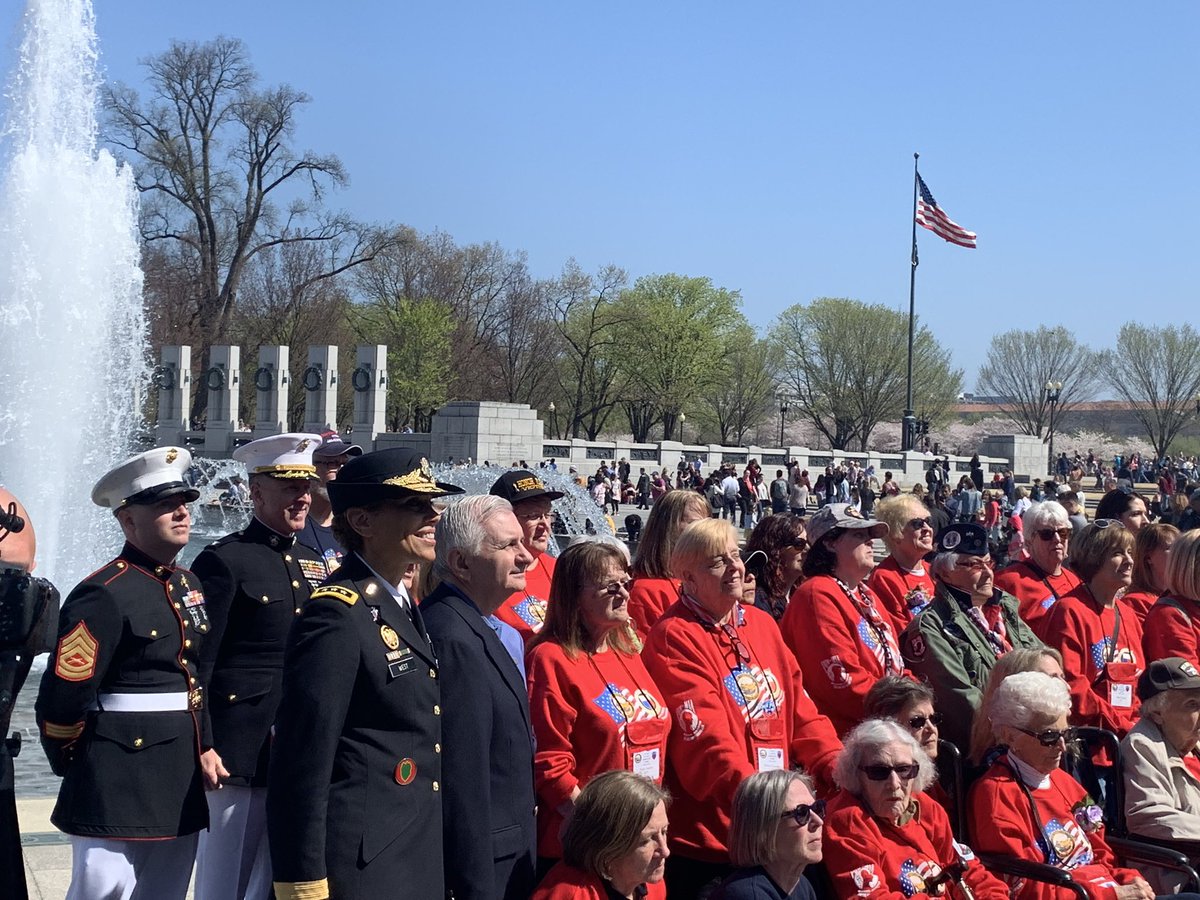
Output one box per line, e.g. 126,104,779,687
904,586,931,616
1041,817,1094,868
898,859,943,898
722,664,784,719
1090,640,1136,669
510,594,548,631
592,684,666,737
856,619,901,671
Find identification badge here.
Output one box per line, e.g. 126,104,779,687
757,747,785,772
1110,682,1133,708
388,659,415,679
632,748,660,781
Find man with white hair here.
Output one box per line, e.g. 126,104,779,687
421,495,537,900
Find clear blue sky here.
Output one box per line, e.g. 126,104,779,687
6,2,1197,389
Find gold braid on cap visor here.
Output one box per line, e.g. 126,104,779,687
252,465,317,478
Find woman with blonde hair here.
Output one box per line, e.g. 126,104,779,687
867,494,936,628
1143,529,1200,667
1123,523,1179,621
628,490,710,635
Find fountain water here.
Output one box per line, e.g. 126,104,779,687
0,0,148,590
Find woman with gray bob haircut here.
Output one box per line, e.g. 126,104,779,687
994,500,1082,632
710,771,824,899
823,720,1007,900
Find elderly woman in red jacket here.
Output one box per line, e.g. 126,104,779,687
823,718,1006,900
527,541,670,870
643,518,842,899
780,504,906,735
969,671,1153,900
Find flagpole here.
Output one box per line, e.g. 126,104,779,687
902,152,919,452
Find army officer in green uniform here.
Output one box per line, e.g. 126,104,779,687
900,523,1044,752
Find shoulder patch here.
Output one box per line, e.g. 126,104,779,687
310,585,358,606
55,622,99,682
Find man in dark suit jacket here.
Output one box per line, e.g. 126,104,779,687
421,494,537,900
268,449,463,900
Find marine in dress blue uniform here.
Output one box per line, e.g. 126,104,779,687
191,433,328,900
35,447,215,900
269,449,462,900
421,494,538,900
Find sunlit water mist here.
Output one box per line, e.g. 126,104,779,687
0,0,148,591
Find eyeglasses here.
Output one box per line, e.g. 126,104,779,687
1016,725,1078,747
860,763,920,782
595,579,632,596
907,712,944,730
906,517,933,530
1092,518,1125,530
791,538,809,551
959,557,994,572
720,623,751,667
1034,528,1072,542
516,510,553,524
780,799,827,827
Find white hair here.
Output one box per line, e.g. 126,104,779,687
1022,501,1069,543
432,494,513,582
566,533,631,564
929,552,964,580
987,671,1070,730
833,718,937,798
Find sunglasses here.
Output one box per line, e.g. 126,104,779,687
791,538,810,551
1035,528,1072,542
721,623,752,667
907,712,944,730
780,799,827,827
596,579,632,596
1016,725,1078,747
1093,518,1125,530
906,517,933,530
860,763,920,782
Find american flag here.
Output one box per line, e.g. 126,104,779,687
916,174,976,249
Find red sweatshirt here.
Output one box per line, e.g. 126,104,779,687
779,574,909,736
1119,590,1157,624
867,556,935,630
969,756,1142,900
527,640,670,858
494,552,556,647
1142,594,1200,668
824,790,1006,900
1040,586,1143,738
642,599,842,862
628,576,680,637
993,561,1081,632
532,862,666,899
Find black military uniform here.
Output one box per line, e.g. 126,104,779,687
268,553,443,900
191,517,326,785
36,543,210,836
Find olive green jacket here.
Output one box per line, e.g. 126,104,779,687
900,582,1044,752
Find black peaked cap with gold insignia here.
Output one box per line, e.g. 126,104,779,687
327,448,464,514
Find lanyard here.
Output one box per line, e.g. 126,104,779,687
1081,586,1122,665
680,591,777,717
835,578,901,675
1005,757,1055,864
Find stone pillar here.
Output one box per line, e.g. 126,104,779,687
154,345,191,447
302,345,338,434
253,345,290,438
351,344,388,447
203,345,241,453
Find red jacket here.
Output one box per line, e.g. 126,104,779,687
628,577,680,637
1142,594,1200,667
779,574,908,736
1120,590,1158,624
993,561,1081,632
642,599,841,862
527,640,670,858
532,861,666,899
968,755,1142,900
824,790,1006,900
1040,586,1143,737
494,552,556,646
866,556,935,630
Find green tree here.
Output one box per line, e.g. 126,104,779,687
771,297,962,451
696,326,781,445
1104,323,1200,459
610,274,745,442
975,325,1103,439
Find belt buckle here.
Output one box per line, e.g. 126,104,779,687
189,687,204,710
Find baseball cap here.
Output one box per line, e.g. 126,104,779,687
936,523,989,556
1137,657,1200,701
806,503,888,545
489,470,564,504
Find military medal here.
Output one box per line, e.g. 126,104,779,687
380,625,400,650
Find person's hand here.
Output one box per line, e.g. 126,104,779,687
1113,878,1154,900
200,748,229,791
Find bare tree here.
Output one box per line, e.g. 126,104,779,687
698,327,780,445
976,326,1103,438
1105,323,1200,459
104,36,388,414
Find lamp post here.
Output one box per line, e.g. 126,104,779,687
547,401,556,439
679,412,686,443
777,394,790,447
1044,380,1063,475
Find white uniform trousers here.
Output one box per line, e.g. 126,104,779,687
194,786,271,900
65,832,198,900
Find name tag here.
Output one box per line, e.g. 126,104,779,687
1110,683,1133,708
757,747,785,772
632,748,660,781
388,660,415,679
